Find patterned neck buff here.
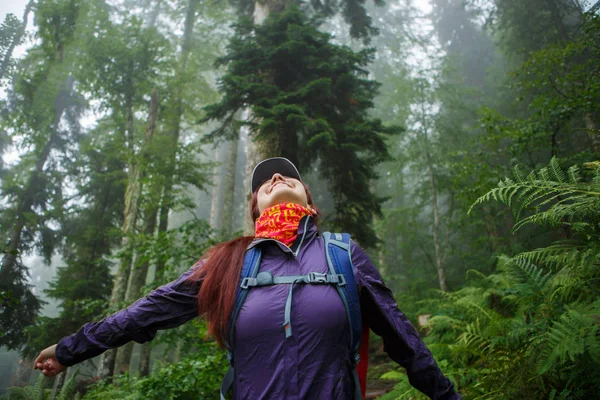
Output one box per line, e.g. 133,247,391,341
255,203,313,247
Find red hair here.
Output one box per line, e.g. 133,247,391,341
190,182,319,347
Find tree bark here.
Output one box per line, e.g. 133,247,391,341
0,0,34,81
115,89,159,373
210,142,227,230
51,369,67,399
427,161,447,292
154,0,200,246
244,138,261,234
416,79,448,292
242,0,276,234
98,86,138,379
138,341,152,377
221,135,239,236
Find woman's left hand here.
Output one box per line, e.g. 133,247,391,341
33,344,66,377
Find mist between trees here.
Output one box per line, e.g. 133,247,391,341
0,0,599,398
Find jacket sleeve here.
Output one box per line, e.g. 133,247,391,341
55,264,202,367
351,242,461,400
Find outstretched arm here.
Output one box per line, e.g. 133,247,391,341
34,263,202,374
351,242,461,400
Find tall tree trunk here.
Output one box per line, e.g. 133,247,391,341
154,0,200,242
244,138,261,234
98,88,138,379
51,369,67,399
115,89,159,373
138,341,152,377
221,135,239,236
210,142,227,230
142,0,200,368
0,0,34,81
242,1,275,233
427,161,447,292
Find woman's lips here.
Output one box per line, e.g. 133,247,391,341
269,181,290,193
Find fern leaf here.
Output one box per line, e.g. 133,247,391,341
57,373,78,400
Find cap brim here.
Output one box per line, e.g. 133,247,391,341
251,157,302,193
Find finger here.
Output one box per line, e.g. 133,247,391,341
34,353,45,366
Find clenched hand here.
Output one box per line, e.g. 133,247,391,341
34,344,66,377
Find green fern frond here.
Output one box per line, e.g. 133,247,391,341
505,257,552,291
512,241,585,270
459,319,494,355
57,373,78,400
469,158,600,230
537,301,600,375
5,387,32,400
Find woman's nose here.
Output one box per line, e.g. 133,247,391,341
271,173,285,182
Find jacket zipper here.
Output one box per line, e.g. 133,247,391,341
249,216,312,259
293,217,311,257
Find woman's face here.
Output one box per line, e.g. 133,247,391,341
256,173,310,214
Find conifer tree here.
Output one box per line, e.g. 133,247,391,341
205,7,400,246
0,0,90,350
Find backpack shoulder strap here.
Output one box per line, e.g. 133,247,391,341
220,245,262,400
322,232,361,358
322,232,363,400
228,246,263,349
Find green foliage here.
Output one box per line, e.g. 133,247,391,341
0,12,25,83
0,0,94,349
1,375,52,400
57,374,80,400
2,373,81,400
470,157,600,231
229,0,383,42
382,158,600,399
83,343,227,400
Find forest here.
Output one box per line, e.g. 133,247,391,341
0,0,599,398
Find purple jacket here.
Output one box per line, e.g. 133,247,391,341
56,217,460,399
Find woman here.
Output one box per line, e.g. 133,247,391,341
34,157,461,399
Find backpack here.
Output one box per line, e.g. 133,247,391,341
219,232,368,400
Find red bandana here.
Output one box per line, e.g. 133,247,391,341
255,203,313,246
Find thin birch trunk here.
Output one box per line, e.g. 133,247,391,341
50,369,67,399
138,341,152,376
140,0,200,369
154,0,199,242
210,142,227,230
416,79,448,292
98,87,138,379
115,89,159,372
221,134,239,236
426,161,447,292
244,138,261,234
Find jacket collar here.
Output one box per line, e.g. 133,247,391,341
247,215,319,254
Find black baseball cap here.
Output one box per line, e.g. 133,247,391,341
251,157,302,193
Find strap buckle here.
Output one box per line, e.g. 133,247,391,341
240,277,255,289
337,274,346,286
307,272,328,283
